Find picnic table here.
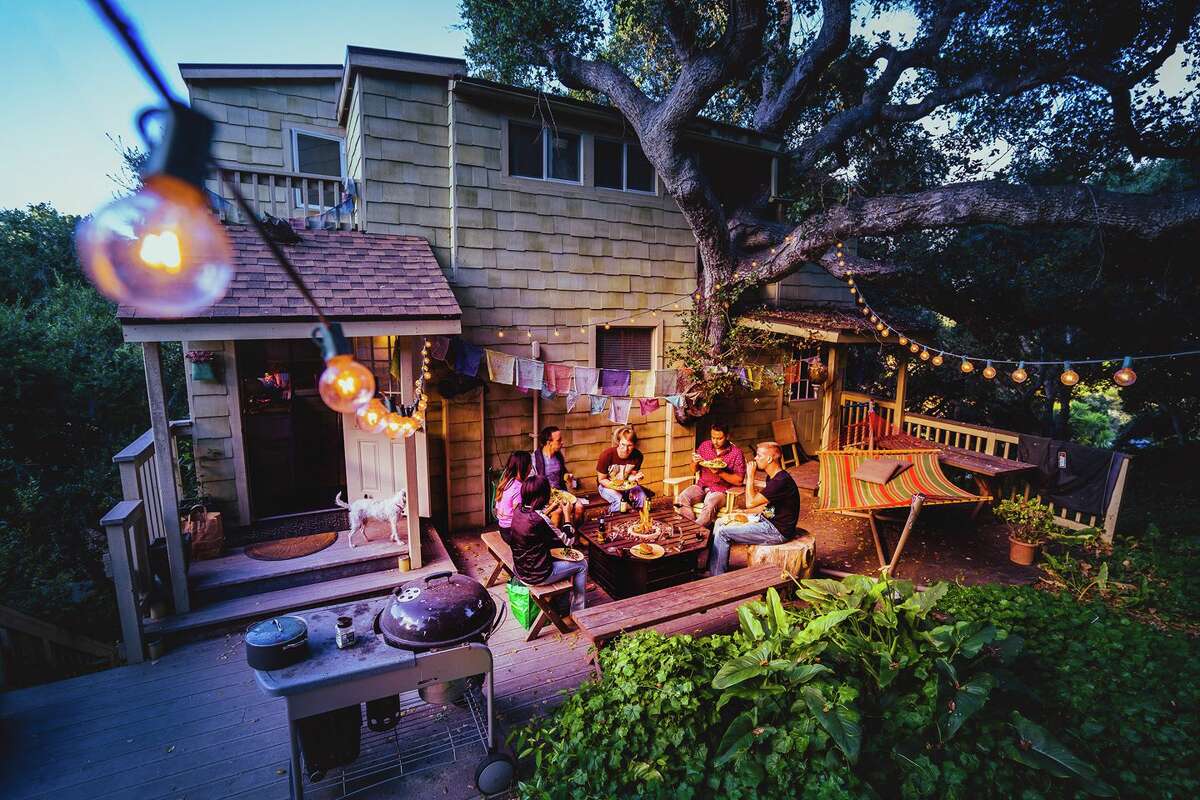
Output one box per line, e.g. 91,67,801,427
875,431,1037,516
577,507,709,599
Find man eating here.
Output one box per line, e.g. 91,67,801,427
676,422,745,528
708,441,801,576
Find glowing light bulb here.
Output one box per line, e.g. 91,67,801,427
881,328,891,337
909,343,920,354
850,287,857,295
313,323,375,413
355,398,388,433
580,325,587,333
526,329,532,338
857,296,865,305
553,328,560,336
1011,362,1029,384
931,353,944,367
423,369,432,380
384,411,408,439
982,361,997,380
604,323,611,330
861,306,870,315
1113,357,1137,387
870,314,879,324
898,336,909,346
919,349,931,361
497,330,505,338
847,278,855,286
960,359,974,374
1060,363,1079,386
875,322,885,331
77,175,233,317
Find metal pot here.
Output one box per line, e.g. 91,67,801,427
245,615,309,671
378,571,502,651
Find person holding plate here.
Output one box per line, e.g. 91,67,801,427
508,475,589,614
531,426,585,527
595,425,653,513
708,442,801,576
676,421,746,528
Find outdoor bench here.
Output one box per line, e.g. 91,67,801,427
481,530,575,642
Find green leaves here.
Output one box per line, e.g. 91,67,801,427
794,608,861,644
712,643,773,689
941,673,996,740
801,685,862,763
1008,712,1117,797
714,708,757,766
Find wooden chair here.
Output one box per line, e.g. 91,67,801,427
771,417,805,469
480,531,574,642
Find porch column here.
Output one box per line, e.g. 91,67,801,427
142,342,190,614
893,353,909,433
399,336,423,568
819,344,844,450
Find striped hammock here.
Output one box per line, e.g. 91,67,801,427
817,449,987,513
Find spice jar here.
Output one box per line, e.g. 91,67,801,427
335,616,356,649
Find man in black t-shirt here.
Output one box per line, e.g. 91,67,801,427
708,441,801,576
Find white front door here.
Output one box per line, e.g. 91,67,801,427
342,417,431,515
789,398,823,455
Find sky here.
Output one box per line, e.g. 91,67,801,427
0,1,469,215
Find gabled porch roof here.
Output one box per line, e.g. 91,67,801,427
119,224,462,342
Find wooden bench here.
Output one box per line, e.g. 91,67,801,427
572,565,792,654
480,531,574,642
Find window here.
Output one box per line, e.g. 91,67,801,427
507,121,582,183
788,361,820,402
595,138,656,193
290,130,344,207
597,327,653,371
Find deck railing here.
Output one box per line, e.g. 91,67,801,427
102,419,192,664
208,163,354,229
0,605,118,689
839,392,1131,539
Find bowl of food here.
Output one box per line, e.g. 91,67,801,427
628,542,665,560
698,458,727,470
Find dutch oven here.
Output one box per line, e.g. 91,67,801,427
377,571,504,651
245,615,309,670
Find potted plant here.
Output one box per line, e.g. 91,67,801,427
185,349,220,382
994,497,1053,565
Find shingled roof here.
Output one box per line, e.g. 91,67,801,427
117,223,461,323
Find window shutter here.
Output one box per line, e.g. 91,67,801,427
597,327,653,370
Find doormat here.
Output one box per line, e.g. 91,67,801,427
245,531,339,561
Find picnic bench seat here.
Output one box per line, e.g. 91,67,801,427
480,531,574,642
572,565,792,653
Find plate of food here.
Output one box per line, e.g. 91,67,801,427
698,458,727,470
547,488,577,509
607,479,635,491
550,547,585,562
628,542,665,560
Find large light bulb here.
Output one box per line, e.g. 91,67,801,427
982,361,997,380
77,175,233,317
384,411,407,439
319,355,375,412
1011,362,1029,384
1059,363,1079,387
960,359,975,373
931,353,945,367
355,398,388,433
1113,357,1137,387
919,349,931,361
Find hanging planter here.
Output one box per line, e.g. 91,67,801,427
186,350,220,382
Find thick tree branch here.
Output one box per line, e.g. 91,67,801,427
739,181,1200,285
818,252,913,279
661,0,699,60
545,48,656,128
754,0,852,136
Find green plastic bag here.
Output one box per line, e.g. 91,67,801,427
507,578,537,630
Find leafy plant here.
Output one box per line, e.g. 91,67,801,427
994,496,1055,545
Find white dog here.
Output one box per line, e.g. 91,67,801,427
334,490,408,548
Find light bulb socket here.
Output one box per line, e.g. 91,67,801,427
142,103,216,190
1121,356,1133,370
312,322,352,362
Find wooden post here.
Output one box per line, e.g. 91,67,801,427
819,344,844,450
399,336,423,568
663,403,675,481
142,342,189,614
1101,455,1131,544
101,501,145,664
531,341,541,437
893,353,908,433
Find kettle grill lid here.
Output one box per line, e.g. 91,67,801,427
379,571,497,649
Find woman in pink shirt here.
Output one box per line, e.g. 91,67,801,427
494,451,532,543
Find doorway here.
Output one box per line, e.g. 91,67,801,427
237,340,347,519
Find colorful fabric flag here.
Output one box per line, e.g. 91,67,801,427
574,367,600,395
654,369,678,398
735,367,750,387
516,358,544,391
666,395,686,409
638,398,661,416
565,390,581,412
784,362,801,384
430,336,451,361
628,370,654,398
676,368,693,394
600,369,631,397
454,341,484,377
748,365,764,390
609,397,632,425
540,387,556,400
486,350,516,385
589,395,608,415
544,363,573,394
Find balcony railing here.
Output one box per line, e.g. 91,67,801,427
208,163,354,229
839,392,1131,538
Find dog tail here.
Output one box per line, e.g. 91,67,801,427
334,492,350,509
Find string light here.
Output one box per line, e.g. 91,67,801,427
553,328,560,337
919,349,931,361
497,329,505,338
313,323,375,413
1113,357,1137,387
982,361,997,380
355,398,388,434
931,353,944,367
898,335,909,346
909,342,920,354
1060,363,1080,386
1011,362,1029,384
960,359,974,374
881,328,890,337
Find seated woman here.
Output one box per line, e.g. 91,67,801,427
595,425,652,512
508,476,588,615
493,450,532,544
531,425,584,526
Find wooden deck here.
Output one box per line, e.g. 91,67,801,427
0,528,746,800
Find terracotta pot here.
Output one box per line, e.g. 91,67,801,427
1008,536,1039,566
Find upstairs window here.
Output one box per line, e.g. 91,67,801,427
291,130,344,207
595,138,656,193
597,326,653,371
508,121,581,183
